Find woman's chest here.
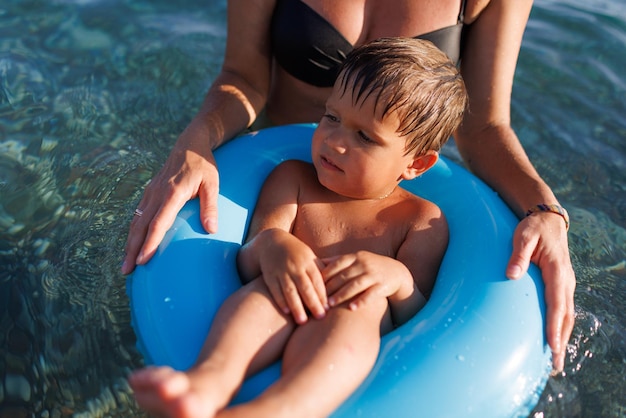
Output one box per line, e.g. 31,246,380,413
301,0,463,44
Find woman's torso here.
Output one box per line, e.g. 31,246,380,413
264,0,483,125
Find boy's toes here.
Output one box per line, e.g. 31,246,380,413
158,370,192,398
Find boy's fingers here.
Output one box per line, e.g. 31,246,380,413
279,277,308,324
321,255,352,279
264,276,290,315
291,272,326,320
310,266,329,314
327,274,370,307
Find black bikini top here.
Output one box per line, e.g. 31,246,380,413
271,0,467,88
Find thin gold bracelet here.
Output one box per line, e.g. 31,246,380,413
525,204,570,231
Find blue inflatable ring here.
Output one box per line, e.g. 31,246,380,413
128,124,551,417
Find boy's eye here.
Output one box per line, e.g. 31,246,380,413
323,113,339,123
358,131,375,144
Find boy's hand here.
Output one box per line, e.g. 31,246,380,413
322,251,415,311
259,233,328,324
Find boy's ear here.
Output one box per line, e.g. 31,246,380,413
402,151,439,180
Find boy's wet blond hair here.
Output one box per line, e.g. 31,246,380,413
337,37,468,156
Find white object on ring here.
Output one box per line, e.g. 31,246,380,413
134,208,144,217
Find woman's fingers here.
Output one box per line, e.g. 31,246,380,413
541,259,576,372
122,151,221,275
121,188,189,274
122,192,157,275
508,214,576,372
198,174,220,234
140,193,189,263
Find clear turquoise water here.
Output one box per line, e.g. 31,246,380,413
0,0,624,416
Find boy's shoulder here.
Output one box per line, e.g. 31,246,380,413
394,188,447,231
273,159,317,179
396,187,442,215
267,159,316,187
275,159,311,171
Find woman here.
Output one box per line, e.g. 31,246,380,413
122,0,575,372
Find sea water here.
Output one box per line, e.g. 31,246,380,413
0,0,624,416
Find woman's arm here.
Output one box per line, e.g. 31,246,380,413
122,0,276,275
457,0,575,371
457,0,543,213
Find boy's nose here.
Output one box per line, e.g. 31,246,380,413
324,130,347,153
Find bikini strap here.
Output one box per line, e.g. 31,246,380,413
458,0,467,24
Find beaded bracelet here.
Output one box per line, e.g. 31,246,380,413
525,204,570,231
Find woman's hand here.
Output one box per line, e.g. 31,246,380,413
322,251,424,326
506,212,576,372
121,121,220,275
121,0,276,276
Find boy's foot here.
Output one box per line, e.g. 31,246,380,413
129,366,222,418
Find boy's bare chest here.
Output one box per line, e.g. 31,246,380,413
293,201,408,258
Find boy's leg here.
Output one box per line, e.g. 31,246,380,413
130,278,295,418
218,297,390,418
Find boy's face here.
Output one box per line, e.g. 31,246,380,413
311,81,420,199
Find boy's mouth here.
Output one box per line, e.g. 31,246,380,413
320,155,343,172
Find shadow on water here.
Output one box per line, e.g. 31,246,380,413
0,0,624,416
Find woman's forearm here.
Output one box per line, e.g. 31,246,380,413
189,70,268,152
455,123,559,218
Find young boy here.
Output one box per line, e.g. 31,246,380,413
129,37,467,418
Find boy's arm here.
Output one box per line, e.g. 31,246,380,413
236,161,300,281
236,160,328,323
396,203,449,301
392,203,448,324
